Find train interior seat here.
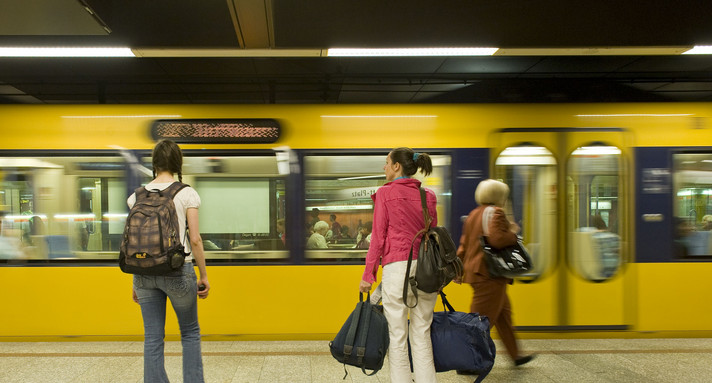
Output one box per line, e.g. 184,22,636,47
45,235,73,259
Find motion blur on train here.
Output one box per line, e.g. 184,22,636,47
1,103,710,339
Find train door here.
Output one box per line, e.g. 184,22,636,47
491,128,631,330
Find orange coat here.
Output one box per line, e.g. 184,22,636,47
457,205,518,284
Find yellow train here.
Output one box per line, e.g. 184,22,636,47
1,103,711,340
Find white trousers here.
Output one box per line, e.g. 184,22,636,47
381,260,438,383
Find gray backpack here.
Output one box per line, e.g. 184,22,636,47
119,182,189,275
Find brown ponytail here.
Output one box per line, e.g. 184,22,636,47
390,147,433,177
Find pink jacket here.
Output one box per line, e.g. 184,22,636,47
362,177,438,283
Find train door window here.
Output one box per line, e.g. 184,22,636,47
566,145,623,281
672,152,712,257
494,145,557,280
303,154,451,262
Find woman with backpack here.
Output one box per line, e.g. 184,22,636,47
359,147,439,383
129,139,210,383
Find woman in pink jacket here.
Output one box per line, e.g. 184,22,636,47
359,147,438,383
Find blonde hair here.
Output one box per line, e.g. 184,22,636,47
475,179,510,206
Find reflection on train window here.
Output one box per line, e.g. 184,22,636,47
303,154,451,262
0,156,128,261
494,145,557,280
151,156,288,262
567,145,623,282
672,153,712,257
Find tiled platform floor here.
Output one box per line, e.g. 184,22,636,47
1,338,711,382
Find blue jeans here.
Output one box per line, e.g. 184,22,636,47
133,264,204,383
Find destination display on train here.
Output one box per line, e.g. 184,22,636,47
150,119,281,143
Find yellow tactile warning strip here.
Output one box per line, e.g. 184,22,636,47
2,349,712,357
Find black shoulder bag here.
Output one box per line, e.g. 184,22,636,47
403,187,463,307
480,206,533,278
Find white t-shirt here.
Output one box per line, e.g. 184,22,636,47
127,181,201,260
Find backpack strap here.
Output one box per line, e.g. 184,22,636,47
419,187,433,230
343,293,365,360
402,187,431,309
133,186,148,201
356,299,378,376
162,181,189,199
155,182,190,244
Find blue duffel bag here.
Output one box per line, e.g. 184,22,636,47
431,292,496,382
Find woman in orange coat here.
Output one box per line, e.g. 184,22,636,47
456,179,534,372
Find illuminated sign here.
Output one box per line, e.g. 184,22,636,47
151,119,280,143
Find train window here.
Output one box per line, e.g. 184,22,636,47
494,145,557,281
0,154,288,264
151,155,288,263
672,153,712,257
303,154,451,262
0,155,129,262
567,145,623,282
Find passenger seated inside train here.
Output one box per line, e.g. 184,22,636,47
307,220,329,249
355,221,372,249
572,215,620,280
681,216,712,256
25,215,48,259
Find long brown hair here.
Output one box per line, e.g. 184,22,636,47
152,139,183,182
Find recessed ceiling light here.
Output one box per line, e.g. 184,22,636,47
0,47,135,57
682,46,712,54
326,47,498,57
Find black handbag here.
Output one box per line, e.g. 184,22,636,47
329,292,389,378
430,292,495,383
480,206,533,278
403,188,464,307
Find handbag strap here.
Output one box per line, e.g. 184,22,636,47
481,205,494,236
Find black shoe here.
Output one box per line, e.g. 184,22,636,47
515,354,536,366
456,369,480,375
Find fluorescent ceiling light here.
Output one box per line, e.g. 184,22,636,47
572,146,622,156
0,47,135,57
497,46,691,55
326,47,498,57
133,48,325,57
495,146,556,166
682,46,712,54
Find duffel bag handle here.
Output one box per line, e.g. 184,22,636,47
439,291,456,312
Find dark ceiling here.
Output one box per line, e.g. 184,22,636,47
1,0,712,104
